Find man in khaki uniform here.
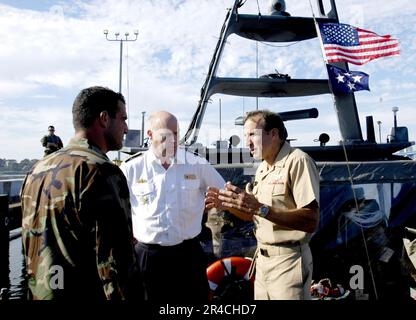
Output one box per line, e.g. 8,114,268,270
206,110,319,300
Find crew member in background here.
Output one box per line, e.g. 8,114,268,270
41,125,63,156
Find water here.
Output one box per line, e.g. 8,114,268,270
7,235,27,300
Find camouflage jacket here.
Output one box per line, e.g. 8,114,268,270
21,137,136,300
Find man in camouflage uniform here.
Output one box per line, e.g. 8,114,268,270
21,86,138,300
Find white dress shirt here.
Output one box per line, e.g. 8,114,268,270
120,147,225,246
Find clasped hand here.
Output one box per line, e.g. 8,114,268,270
205,182,262,221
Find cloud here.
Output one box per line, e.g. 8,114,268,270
0,103,73,160
31,94,58,99
0,0,415,161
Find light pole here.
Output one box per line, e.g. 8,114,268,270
377,121,382,143
103,29,138,94
104,29,138,159
255,41,259,110
391,106,399,142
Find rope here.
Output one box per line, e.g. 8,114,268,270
126,42,130,127
334,58,379,303
257,40,301,48
181,6,233,144
344,209,385,229
337,205,386,245
308,0,379,300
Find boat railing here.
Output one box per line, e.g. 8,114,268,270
0,177,24,205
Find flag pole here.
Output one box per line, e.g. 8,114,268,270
307,0,357,209
308,0,339,123
308,0,379,300
308,1,337,98
308,0,328,64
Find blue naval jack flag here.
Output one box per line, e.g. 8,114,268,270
326,64,370,95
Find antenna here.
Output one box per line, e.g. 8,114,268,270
141,111,146,147
219,99,222,141
392,106,399,130
256,42,259,110
377,121,382,143
389,106,399,143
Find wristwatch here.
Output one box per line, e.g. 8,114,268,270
257,205,270,218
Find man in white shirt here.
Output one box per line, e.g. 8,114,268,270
120,111,225,301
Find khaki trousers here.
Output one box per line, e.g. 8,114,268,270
254,243,313,300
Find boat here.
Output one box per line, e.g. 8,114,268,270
2,0,416,301
171,0,416,300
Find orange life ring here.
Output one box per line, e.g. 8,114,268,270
206,256,255,299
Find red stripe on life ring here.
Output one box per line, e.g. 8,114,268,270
206,256,255,299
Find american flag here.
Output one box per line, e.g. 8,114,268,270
318,22,400,65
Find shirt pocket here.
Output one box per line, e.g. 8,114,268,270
180,178,200,207
272,183,286,196
132,181,156,206
271,183,286,208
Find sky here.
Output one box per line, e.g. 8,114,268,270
0,0,415,161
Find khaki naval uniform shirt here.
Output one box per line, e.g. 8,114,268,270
252,142,320,245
